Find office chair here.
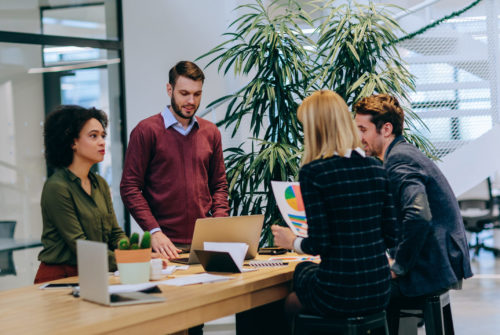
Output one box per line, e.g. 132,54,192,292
457,178,500,257
0,220,17,276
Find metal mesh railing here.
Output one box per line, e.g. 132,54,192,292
398,0,499,159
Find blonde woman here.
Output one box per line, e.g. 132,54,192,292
272,90,397,321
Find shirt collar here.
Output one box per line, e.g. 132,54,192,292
161,106,198,130
63,167,98,187
333,147,366,158
384,135,405,161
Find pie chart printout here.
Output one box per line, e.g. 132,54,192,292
271,181,308,237
285,185,305,211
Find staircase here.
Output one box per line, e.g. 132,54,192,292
396,0,500,196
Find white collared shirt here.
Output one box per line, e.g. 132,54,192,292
336,147,366,158
161,106,198,136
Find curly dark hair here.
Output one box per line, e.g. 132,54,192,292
44,105,108,168
353,94,405,136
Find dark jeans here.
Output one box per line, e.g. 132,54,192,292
188,324,203,335
236,299,290,335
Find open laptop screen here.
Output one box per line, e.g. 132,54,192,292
171,214,264,264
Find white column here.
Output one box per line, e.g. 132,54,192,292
487,0,500,125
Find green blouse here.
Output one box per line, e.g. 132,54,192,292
38,168,126,271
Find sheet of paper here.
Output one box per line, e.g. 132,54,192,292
204,242,248,272
114,265,188,277
162,265,188,274
268,255,320,262
159,273,233,286
271,181,308,237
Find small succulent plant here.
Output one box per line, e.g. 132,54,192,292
118,231,151,250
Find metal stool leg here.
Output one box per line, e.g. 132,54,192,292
442,302,455,334
423,298,444,335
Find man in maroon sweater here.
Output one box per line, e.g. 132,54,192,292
120,61,229,260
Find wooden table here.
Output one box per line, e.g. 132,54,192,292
0,254,299,334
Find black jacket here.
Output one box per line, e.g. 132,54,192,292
385,136,473,296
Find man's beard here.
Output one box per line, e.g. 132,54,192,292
171,94,198,121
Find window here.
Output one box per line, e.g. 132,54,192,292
0,0,125,290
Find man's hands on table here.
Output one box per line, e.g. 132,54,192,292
151,231,182,259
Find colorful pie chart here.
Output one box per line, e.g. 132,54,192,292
284,185,305,211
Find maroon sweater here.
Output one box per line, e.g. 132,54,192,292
120,114,229,244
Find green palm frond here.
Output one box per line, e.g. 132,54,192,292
198,0,434,246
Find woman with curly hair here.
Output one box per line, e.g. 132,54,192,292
34,105,127,284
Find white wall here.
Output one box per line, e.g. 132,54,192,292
122,0,246,137
122,0,250,232
438,124,500,197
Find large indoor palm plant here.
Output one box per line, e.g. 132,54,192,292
199,0,431,245
199,0,313,244
314,0,431,150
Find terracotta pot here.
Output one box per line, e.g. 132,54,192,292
115,248,152,284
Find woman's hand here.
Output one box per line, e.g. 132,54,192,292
271,225,296,250
387,256,397,278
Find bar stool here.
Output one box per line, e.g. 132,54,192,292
293,310,389,335
399,291,454,335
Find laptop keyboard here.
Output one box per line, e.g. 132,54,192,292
170,257,189,264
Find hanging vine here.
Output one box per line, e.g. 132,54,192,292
393,0,484,45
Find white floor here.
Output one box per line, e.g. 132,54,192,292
205,315,236,335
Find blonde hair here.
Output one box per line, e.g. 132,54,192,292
298,90,361,165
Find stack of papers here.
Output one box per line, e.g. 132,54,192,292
160,273,233,286
161,265,188,275
114,265,188,277
269,255,320,262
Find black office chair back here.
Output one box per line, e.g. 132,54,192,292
0,221,17,276
458,178,495,222
458,178,493,206
458,178,500,256
0,221,16,238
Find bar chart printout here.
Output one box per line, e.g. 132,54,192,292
271,181,308,237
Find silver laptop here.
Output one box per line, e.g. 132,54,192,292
76,240,165,306
171,214,264,265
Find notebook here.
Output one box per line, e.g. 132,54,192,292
171,214,264,265
194,250,243,273
194,242,255,273
76,240,165,306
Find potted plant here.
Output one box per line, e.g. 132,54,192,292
114,232,152,284
198,0,312,246
199,0,433,245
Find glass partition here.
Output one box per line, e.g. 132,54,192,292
0,0,123,291
0,42,45,288
0,0,118,40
